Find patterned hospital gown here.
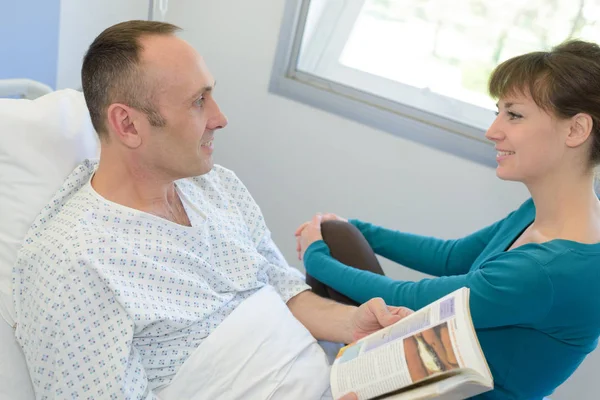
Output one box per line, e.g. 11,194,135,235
13,160,310,399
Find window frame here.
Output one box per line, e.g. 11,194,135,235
269,0,497,168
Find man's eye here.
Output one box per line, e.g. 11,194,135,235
194,97,205,106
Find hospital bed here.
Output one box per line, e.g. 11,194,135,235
0,79,53,100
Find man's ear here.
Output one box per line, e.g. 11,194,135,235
106,103,143,148
566,113,593,149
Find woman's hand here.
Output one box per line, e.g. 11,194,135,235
295,213,348,260
296,214,324,261
321,213,348,224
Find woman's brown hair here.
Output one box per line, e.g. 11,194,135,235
489,40,600,166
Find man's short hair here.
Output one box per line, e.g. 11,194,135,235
81,20,181,138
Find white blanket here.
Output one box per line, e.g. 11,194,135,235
156,285,333,400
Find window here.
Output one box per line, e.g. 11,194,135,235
270,0,600,166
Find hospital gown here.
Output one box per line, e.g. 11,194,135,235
13,160,311,399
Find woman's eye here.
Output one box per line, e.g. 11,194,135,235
507,111,522,120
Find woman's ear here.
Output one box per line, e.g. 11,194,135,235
566,113,593,149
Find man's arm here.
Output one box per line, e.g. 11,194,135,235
253,228,411,344
287,290,413,344
14,245,152,399
224,170,411,342
286,290,356,344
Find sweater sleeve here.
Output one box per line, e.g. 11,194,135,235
349,216,508,277
303,241,554,329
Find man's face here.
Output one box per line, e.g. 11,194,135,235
135,35,228,179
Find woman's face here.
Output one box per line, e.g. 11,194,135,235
485,92,572,184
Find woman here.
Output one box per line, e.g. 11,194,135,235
296,40,600,399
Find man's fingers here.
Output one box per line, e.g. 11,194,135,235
384,309,411,326
389,306,414,319
368,297,402,327
337,392,358,400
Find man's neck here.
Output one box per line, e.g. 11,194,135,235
91,153,179,214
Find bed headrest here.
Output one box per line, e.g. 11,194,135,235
0,89,99,326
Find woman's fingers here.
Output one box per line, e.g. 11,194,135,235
295,221,310,236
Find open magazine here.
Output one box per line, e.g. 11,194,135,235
330,288,493,400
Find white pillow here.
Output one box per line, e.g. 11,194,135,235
0,89,99,398
0,317,34,399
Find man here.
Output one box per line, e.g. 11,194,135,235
12,21,408,399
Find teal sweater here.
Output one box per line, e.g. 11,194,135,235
303,199,600,399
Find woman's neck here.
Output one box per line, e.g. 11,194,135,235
527,171,600,241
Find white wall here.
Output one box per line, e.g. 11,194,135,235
1,0,60,88
164,1,596,399
56,0,149,89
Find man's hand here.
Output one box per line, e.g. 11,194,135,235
288,291,412,344
338,392,358,400
350,297,413,342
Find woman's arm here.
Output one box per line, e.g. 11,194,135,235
303,242,553,329
349,217,508,277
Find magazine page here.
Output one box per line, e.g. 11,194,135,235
330,288,490,400
450,288,493,383
381,371,491,400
